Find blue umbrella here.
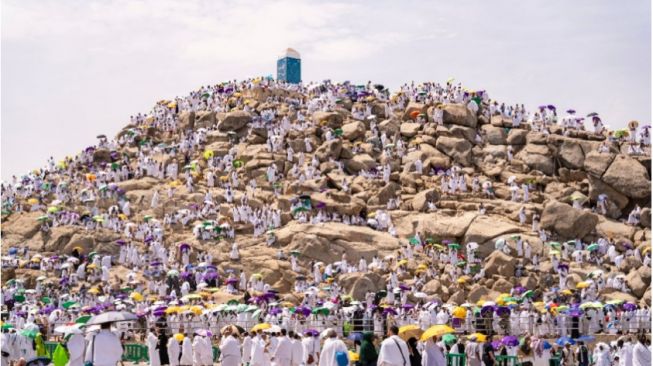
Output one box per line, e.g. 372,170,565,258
556,337,575,346
543,341,552,350
576,335,595,342
348,332,363,342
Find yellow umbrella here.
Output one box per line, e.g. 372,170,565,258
467,333,487,342
420,325,455,341
397,259,408,266
190,305,203,315
399,324,423,341
27,198,39,205
88,287,100,295
561,289,574,296
417,264,428,270
165,306,180,314
456,278,467,284
452,307,467,318
576,281,590,289
251,323,271,332
86,264,97,270
349,351,360,362
173,333,184,342
129,292,143,302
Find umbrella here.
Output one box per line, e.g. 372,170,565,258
502,336,519,347
442,334,457,345
85,311,137,325
587,244,599,252
75,315,91,324
348,332,363,341
251,323,271,332
420,325,455,341
399,324,423,341
556,336,575,346
467,333,488,342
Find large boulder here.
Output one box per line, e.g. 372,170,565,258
218,111,252,131
436,137,473,166
602,155,651,199
626,266,650,298
481,125,507,145
312,111,344,128
411,189,439,212
341,121,365,141
344,154,377,174
583,151,615,177
484,251,517,277
559,140,585,169
540,201,599,239
516,144,555,175
442,104,477,128
596,218,636,240
400,123,421,138
314,139,342,162
340,272,383,299
195,111,217,129
464,216,522,257
506,129,528,145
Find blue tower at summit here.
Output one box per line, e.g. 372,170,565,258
277,48,301,84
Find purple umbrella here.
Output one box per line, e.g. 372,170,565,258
294,306,311,317
304,329,319,337
481,306,494,314
491,341,502,351
179,243,191,251
269,307,282,315
623,303,637,311
204,272,218,280
513,286,526,294
566,109,576,114
538,105,547,110
116,239,126,245
495,307,510,316
401,303,415,310
502,336,519,347
153,309,166,317
151,261,162,266
382,307,398,316
181,271,191,279
399,284,411,291
316,202,326,209
225,278,238,285
557,263,569,271
547,105,556,110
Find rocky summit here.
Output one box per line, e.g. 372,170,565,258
1,78,651,319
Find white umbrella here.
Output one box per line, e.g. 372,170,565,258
414,292,428,299
507,176,517,184
467,242,479,250
264,325,281,333
54,324,83,335
85,311,137,326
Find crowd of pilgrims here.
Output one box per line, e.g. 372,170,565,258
0,78,651,365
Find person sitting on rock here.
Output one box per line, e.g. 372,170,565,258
627,205,641,226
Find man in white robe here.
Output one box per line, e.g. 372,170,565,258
377,326,410,366
219,331,241,366
167,336,181,366
250,331,271,366
84,324,123,366
319,329,348,366
147,329,162,366
633,337,651,366
179,337,193,366
272,329,293,366
66,333,86,366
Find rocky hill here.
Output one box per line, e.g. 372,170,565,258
2,80,651,307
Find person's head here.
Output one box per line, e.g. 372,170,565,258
281,329,287,337
101,322,111,330
617,339,624,348
387,325,399,337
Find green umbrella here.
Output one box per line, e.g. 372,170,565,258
292,206,309,214
143,215,153,222
587,244,599,252
522,290,535,298
408,237,420,245
442,334,457,345
290,250,301,257
448,243,461,250
75,315,91,324
547,242,561,248
311,307,329,316
88,252,98,259
13,295,25,303
456,261,467,267
1,324,14,330
41,297,51,304
19,329,39,338
36,215,50,222
233,160,243,168
62,301,79,309
334,128,343,137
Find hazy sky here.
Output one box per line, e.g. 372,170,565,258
2,0,651,178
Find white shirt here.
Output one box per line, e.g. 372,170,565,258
84,330,123,366
319,337,347,366
378,335,410,366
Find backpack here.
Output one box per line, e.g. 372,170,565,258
335,350,349,366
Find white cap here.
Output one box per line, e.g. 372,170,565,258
280,48,301,59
